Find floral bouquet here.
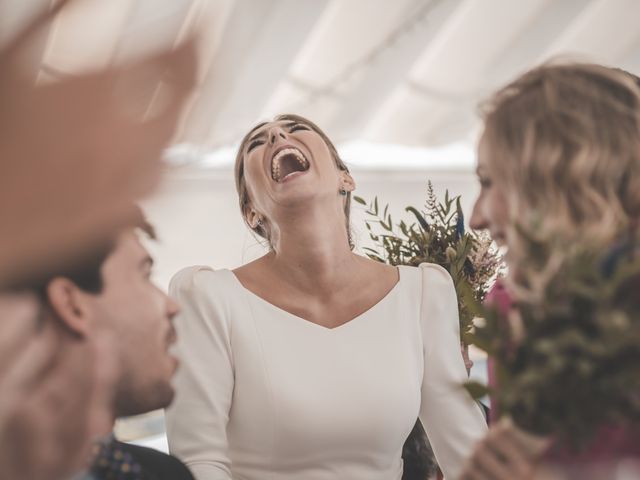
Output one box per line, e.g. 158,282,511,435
354,181,502,343
465,233,640,459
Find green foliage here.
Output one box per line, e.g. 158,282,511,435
356,181,503,343
467,239,640,451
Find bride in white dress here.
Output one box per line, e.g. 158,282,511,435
165,114,486,480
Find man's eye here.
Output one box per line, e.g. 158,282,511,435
290,124,310,133
247,139,265,152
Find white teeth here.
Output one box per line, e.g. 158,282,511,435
271,147,309,182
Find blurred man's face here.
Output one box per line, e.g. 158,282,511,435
87,231,179,417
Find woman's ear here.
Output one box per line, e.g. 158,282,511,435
246,209,262,229
340,171,356,193
45,277,92,337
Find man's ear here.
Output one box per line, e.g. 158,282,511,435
45,277,92,337
340,171,356,193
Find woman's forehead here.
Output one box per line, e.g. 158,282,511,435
476,136,490,166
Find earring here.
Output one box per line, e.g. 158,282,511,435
339,188,347,196
257,218,263,227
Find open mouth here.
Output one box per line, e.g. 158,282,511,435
271,147,310,182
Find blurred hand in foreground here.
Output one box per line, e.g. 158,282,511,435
0,0,198,288
0,292,118,480
460,418,550,480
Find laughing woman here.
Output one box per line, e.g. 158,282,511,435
166,114,486,480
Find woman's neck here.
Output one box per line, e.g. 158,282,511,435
266,202,359,295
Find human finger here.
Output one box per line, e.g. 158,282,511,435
461,436,508,480
0,0,74,66
0,314,60,416
0,292,40,370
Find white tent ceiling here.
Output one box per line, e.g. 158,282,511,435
3,0,640,167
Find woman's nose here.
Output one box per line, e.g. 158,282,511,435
469,198,487,231
268,127,287,144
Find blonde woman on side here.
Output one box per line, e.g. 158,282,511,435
461,64,640,480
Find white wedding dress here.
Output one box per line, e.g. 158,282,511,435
165,263,486,480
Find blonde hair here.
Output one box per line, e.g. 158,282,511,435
234,114,353,249
480,62,640,296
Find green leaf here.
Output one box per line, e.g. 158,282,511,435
406,206,430,233
353,195,367,206
457,281,483,317
363,247,382,257
379,219,391,231
467,331,493,354
365,253,385,263
463,381,490,400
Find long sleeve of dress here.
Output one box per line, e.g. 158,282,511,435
417,263,487,480
165,266,234,480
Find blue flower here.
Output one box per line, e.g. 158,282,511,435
455,209,465,240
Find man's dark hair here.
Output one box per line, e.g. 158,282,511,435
35,206,155,295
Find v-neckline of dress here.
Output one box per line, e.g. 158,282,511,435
226,266,403,332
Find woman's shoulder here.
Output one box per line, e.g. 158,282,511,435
389,262,454,290
169,266,236,299
169,267,243,332
417,262,454,287
399,263,456,311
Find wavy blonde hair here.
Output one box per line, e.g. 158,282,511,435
480,62,640,297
